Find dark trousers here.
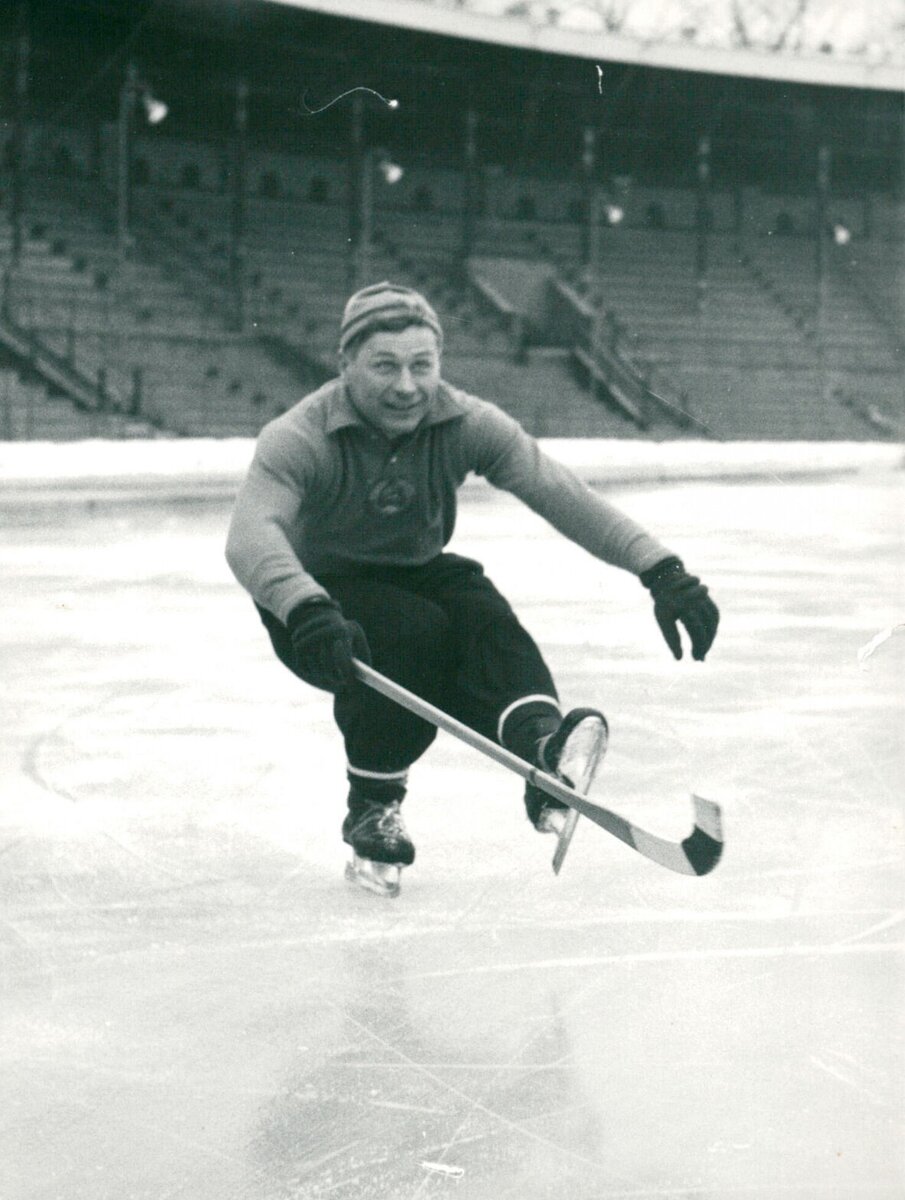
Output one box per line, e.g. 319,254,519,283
257,553,559,777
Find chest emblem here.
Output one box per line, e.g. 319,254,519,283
368,476,416,516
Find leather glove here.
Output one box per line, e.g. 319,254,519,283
286,597,371,693
640,556,719,662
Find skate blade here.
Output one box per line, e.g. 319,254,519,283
345,855,402,898
552,808,580,875
552,716,608,874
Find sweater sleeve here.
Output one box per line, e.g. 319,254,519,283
468,403,673,575
225,420,330,623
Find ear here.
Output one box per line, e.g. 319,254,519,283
338,348,351,373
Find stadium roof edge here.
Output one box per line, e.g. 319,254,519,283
265,0,905,92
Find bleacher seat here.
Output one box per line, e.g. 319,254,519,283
3,155,898,441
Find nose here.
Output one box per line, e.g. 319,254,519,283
395,368,417,396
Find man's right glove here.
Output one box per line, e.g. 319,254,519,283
286,597,371,693
640,556,719,662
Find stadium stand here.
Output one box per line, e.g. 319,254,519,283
0,1,901,442
1,180,317,437
128,184,646,437
3,161,901,442
0,366,100,439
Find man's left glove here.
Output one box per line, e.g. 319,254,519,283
640,556,719,662
286,597,371,693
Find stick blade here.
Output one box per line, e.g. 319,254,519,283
681,795,724,876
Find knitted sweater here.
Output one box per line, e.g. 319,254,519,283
225,378,672,624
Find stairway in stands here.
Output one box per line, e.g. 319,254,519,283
507,218,895,439
140,186,640,437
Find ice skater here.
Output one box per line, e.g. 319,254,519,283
225,282,719,895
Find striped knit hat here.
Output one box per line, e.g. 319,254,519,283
339,282,443,353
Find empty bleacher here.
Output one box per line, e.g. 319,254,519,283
444,350,644,438
0,367,107,440
669,364,872,440
471,211,901,439
742,233,901,372
140,188,516,363
2,144,900,441
0,179,311,437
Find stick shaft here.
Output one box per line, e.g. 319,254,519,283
352,659,722,876
353,659,605,818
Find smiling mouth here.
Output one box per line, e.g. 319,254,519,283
385,401,423,413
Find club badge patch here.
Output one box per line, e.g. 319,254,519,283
368,476,416,516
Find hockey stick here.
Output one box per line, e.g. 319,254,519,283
352,660,723,877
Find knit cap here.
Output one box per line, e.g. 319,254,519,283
339,281,443,352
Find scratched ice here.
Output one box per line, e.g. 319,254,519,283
1,470,902,1199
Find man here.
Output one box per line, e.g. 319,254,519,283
226,282,719,896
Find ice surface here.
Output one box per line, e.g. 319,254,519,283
1,465,902,1199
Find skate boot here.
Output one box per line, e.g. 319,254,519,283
524,707,608,835
343,791,415,898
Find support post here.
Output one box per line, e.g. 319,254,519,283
815,144,831,401
815,144,830,330
130,365,143,416
587,190,603,295
117,63,138,262
461,107,478,269
580,126,596,277
10,10,30,266
695,134,711,314
347,93,364,292
356,148,374,291
732,184,744,254
230,78,248,332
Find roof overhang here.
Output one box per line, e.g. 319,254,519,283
262,0,905,91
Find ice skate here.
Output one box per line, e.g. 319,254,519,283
525,707,608,836
342,798,415,898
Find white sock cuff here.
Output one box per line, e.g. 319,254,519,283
347,764,409,782
496,694,561,745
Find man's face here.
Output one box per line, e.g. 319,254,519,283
341,325,441,438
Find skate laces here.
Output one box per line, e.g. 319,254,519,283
376,801,407,838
